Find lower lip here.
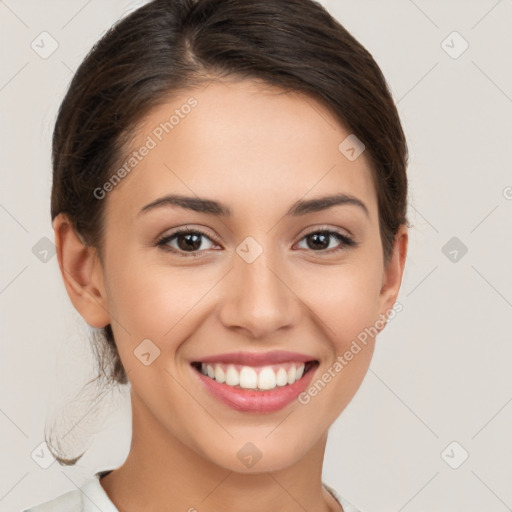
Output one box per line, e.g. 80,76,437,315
191,363,318,413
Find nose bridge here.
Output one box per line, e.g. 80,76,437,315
218,239,299,338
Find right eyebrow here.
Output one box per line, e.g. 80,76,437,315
138,194,231,217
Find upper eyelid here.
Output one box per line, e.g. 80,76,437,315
157,227,218,244
300,225,353,239
158,226,354,249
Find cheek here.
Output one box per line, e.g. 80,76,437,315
104,257,215,350
295,265,381,424
294,260,383,346
107,255,383,344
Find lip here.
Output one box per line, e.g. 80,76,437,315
191,350,316,366
191,360,319,413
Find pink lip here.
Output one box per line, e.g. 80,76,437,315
192,350,317,366
191,361,319,413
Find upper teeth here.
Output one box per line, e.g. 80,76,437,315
200,362,306,390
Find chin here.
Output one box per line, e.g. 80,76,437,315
198,431,319,474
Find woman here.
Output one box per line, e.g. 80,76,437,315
25,0,408,510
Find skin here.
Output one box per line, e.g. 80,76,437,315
53,77,407,512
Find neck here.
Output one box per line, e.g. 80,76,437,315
99,390,341,512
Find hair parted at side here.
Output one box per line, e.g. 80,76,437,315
49,0,408,465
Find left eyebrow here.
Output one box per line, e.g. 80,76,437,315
138,193,369,218
287,193,369,218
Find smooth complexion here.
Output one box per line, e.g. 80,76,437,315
53,78,407,512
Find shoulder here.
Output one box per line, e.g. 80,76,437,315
21,489,81,512
22,469,117,512
324,483,364,512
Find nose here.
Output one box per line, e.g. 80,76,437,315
218,247,301,339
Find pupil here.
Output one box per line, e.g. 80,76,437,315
309,232,329,250
178,233,201,251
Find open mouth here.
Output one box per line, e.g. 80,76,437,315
191,360,319,392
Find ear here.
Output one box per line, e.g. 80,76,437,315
377,224,408,326
52,213,111,328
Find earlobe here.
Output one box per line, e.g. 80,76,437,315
52,213,111,328
378,225,408,326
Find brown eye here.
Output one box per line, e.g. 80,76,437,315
157,229,217,256
175,232,204,251
296,230,355,252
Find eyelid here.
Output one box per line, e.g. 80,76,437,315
156,224,356,256
299,224,353,239
157,225,217,242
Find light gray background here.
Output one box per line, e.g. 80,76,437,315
1,1,511,511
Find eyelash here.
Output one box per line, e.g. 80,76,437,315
155,227,357,258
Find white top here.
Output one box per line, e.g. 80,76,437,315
22,470,118,512
23,470,362,512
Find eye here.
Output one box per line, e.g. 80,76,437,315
156,227,218,256
156,227,356,257
295,229,356,253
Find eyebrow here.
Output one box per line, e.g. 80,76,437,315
138,193,369,218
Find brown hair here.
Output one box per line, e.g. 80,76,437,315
49,0,408,464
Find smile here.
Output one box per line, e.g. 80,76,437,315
191,361,318,391
190,353,320,413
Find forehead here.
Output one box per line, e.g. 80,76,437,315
107,78,377,222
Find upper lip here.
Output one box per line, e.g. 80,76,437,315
192,350,317,366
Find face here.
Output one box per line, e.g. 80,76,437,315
84,78,405,473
